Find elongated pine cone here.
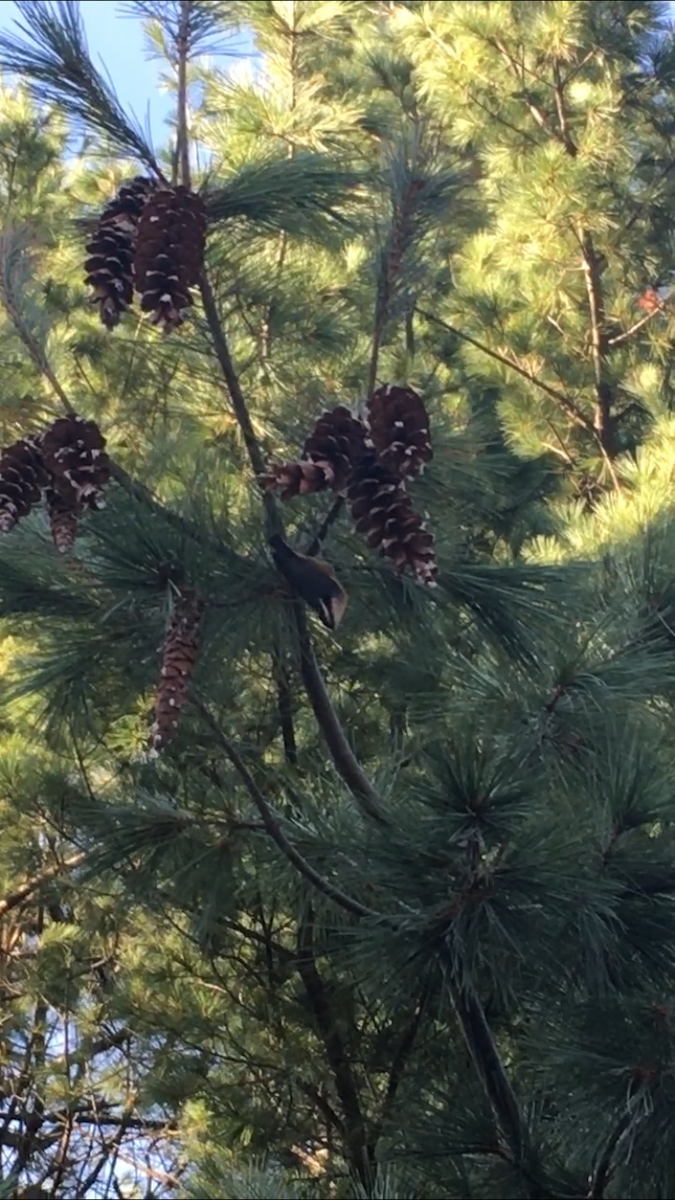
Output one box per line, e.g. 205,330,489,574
258,406,367,500
134,186,207,332
45,482,81,554
41,416,111,510
84,176,158,328
0,436,49,532
149,590,204,753
348,454,437,585
366,385,432,479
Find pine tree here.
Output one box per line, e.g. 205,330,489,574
0,3,674,1199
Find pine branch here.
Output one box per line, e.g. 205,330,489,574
204,155,365,240
199,259,388,829
0,2,162,175
607,309,661,347
198,275,274,485
294,604,390,826
274,660,298,766
577,229,616,454
194,701,375,920
120,0,229,56
441,968,555,1200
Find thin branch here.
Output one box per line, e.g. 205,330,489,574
293,603,389,825
176,0,192,190
587,1111,635,1199
0,852,85,919
275,659,298,766
577,229,612,444
194,700,375,919
608,308,662,347
296,907,370,1186
575,227,622,491
0,234,75,416
417,308,594,432
199,272,280,534
372,980,431,1140
553,62,578,157
305,497,345,557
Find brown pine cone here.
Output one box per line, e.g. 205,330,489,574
259,406,368,501
258,460,335,501
149,589,204,753
366,384,432,480
302,406,367,491
41,416,110,509
0,436,49,533
134,186,207,332
45,483,81,554
84,176,158,328
348,454,437,585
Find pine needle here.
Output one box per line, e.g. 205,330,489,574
0,1,161,174
205,154,367,240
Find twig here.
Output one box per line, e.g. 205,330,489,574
0,852,85,919
305,496,345,557
372,979,431,1140
274,659,298,765
608,308,662,347
417,308,594,432
195,700,376,919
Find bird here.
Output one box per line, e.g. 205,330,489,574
269,534,348,630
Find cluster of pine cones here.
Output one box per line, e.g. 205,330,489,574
260,384,437,584
84,176,207,333
0,415,110,553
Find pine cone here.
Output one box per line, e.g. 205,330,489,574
41,416,111,509
302,406,367,490
348,454,437,585
149,589,204,753
258,460,336,501
134,186,207,332
45,483,81,554
84,176,158,328
258,406,367,501
366,385,432,479
0,436,49,533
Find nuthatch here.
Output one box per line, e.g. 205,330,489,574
269,534,348,630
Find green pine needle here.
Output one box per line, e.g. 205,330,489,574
205,154,367,241
0,1,161,173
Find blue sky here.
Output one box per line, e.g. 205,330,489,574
0,0,172,138
0,0,253,146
